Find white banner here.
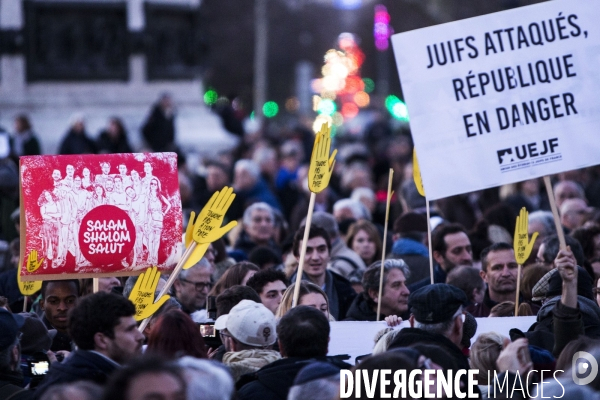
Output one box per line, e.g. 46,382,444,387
328,316,536,364
391,0,600,200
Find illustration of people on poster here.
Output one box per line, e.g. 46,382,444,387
20,152,182,279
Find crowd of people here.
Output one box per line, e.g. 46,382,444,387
1,94,600,399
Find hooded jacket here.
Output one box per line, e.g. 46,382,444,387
222,349,281,382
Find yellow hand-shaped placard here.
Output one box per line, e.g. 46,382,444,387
192,187,237,244
308,123,337,193
413,151,425,197
182,210,210,270
18,257,42,295
129,266,170,321
514,207,539,265
27,250,44,273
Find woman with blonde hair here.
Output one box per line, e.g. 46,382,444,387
276,281,334,321
346,220,382,267
470,331,507,398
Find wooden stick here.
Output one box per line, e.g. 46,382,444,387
93,278,99,293
292,192,316,307
23,298,27,312
426,199,434,285
515,264,522,316
138,242,196,332
376,170,394,321
543,175,567,250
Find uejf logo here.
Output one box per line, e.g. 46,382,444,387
496,138,561,173
572,351,599,385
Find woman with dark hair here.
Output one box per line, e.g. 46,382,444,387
346,220,382,267
208,262,259,297
96,117,133,154
147,309,208,359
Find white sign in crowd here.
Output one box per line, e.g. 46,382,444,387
391,0,600,200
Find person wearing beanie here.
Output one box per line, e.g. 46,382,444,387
18,313,57,389
287,362,340,400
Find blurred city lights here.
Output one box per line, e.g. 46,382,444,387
263,101,279,118
341,102,359,119
374,5,392,51
362,78,375,93
334,0,362,10
285,97,299,113
392,102,409,121
317,98,337,116
385,95,409,121
354,91,370,108
203,89,218,106
332,112,344,127
313,33,366,124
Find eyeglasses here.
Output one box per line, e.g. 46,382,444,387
219,331,232,340
180,279,213,291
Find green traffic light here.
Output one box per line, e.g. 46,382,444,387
263,101,279,118
204,90,218,106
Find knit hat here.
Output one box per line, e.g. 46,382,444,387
18,312,57,354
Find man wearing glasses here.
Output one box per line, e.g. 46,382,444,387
173,258,214,314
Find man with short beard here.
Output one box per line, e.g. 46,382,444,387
409,223,473,293
467,242,519,317
35,292,144,398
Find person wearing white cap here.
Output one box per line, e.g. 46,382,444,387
214,300,280,382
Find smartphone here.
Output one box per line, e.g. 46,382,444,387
29,360,49,376
198,323,222,349
199,323,216,338
21,352,50,389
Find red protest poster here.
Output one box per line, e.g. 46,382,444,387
19,153,182,281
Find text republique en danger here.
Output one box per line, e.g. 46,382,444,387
423,13,586,138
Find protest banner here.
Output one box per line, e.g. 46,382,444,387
328,316,536,364
292,123,337,307
391,0,600,200
19,153,182,281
